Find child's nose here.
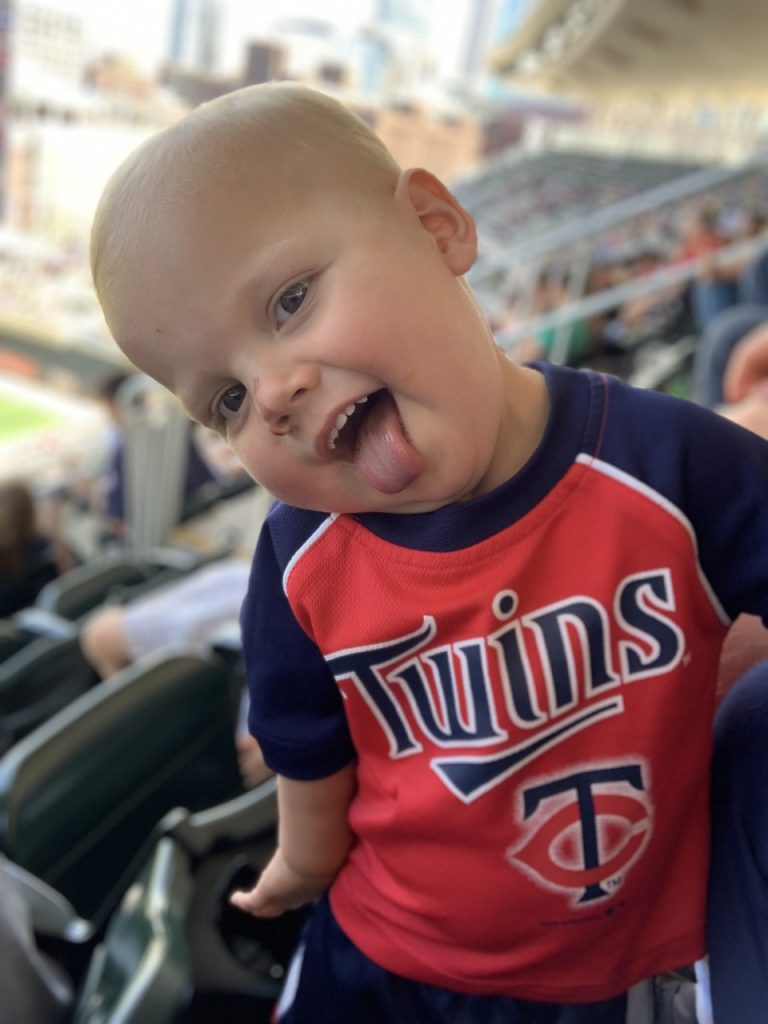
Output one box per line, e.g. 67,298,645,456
253,361,318,434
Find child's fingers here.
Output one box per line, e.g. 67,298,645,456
229,887,284,918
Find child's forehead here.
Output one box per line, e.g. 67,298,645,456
143,131,346,224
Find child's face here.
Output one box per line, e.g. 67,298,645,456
109,165,524,515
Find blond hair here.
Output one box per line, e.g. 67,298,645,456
91,83,401,302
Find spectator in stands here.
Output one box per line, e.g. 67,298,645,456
79,557,271,789
679,203,768,352
603,250,689,350
690,228,768,407
723,209,768,307
0,480,74,618
511,272,595,365
79,556,250,678
90,82,768,1024
676,205,739,333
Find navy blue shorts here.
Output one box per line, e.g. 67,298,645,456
274,895,628,1024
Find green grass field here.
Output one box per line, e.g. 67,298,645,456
0,392,66,441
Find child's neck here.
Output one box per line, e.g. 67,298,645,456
489,358,550,491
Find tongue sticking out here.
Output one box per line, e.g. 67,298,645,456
353,391,423,494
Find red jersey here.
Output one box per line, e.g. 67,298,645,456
242,363,768,1002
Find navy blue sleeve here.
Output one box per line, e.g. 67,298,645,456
601,377,768,625
240,520,356,780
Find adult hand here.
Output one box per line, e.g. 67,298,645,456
723,323,768,402
719,389,768,439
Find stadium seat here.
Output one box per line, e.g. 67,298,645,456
33,545,230,622
0,633,98,744
34,557,171,620
72,780,304,1024
0,649,244,928
0,618,39,663
71,835,194,1024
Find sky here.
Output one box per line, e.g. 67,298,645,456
54,0,174,70
48,0,464,78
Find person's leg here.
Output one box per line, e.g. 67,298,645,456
80,559,251,680
707,661,768,1021
79,606,132,679
118,558,250,659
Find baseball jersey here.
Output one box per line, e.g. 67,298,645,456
241,361,768,1003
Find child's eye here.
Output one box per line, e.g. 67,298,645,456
217,383,246,421
275,280,309,326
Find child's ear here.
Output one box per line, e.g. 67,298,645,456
395,168,477,275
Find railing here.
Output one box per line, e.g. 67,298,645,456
451,141,768,373
470,150,768,267
494,233,767,356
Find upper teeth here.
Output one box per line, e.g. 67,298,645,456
328,396,368,450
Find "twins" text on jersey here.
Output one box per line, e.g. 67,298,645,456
327,568,684,803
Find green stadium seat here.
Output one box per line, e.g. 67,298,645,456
32,544,234,623
0,633,99,744
33,544,239,622
72,780,302,1024
71,836,194,1024
34,556,184,622
0,619,39,663
0,650,244,927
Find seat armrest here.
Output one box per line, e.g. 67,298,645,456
159,779,277,858
11,608,77,639
1,860,91,941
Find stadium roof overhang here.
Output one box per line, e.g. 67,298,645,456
492,0,768,101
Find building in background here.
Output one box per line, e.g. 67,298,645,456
366,0,436,99
242,41,285,88
167,0,223,75
5,0,182,245
10,0,85,107
0,0,485,326
0,0,14,221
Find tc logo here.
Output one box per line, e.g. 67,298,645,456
507,764,652,907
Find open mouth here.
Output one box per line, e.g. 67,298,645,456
324,389,423,494
327,389,385,458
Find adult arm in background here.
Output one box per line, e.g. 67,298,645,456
722,323,768,402
716,355,768,703
229,763,356,918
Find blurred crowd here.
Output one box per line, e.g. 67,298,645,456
492,193,768,372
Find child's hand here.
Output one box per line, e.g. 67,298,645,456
232,766,356,918
229,848,332,919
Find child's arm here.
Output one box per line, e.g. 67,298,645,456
230,762,356,918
